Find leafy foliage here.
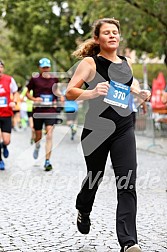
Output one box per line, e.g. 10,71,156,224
0,0,166,85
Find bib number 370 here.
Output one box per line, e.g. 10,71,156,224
103,80,130,109
113,90,126,100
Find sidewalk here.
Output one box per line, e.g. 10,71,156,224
0,126,166,252
135,132,167,156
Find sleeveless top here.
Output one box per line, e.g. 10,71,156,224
84,55,133,132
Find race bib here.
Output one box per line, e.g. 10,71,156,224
40,94,53,104
103,80,130,109
0,97,7,107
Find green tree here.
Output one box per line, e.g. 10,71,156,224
0,19,26,85
66,0,167,65
3,0,167,64
1,0,166,85
2,0,82,72
123,0,167,64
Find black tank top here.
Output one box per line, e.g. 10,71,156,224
84,55,133,131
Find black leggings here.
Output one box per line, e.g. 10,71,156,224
76,126,137,247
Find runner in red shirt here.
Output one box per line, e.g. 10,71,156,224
26,58,64,171
0,60,18,170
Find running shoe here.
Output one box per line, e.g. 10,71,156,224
71,124,77,140
3,145,9,158
30,138,34,145
124,244,142,252
0,160,5,170
33,144,40,159
77,210,91,234
44,160,53,171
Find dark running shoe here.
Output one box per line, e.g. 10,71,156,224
44,160,53,171
30,138,34,145
3,145,9,158
71,124,77,140
77,211,91,234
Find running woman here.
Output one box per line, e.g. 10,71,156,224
66,18,150,252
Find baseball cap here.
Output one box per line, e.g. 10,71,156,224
0,60,4,66
39,58,51,68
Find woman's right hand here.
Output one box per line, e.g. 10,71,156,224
92,81,110,98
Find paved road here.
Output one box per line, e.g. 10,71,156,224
0,125,167,252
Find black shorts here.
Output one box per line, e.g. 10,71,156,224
27,112,33,118
33,117,62,131
13,110,20,114
0,117,12,133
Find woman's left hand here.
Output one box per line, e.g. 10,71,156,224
139,90,151,101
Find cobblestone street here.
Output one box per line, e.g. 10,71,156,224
0,125,167,252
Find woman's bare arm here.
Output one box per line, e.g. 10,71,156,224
66,57,109,101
